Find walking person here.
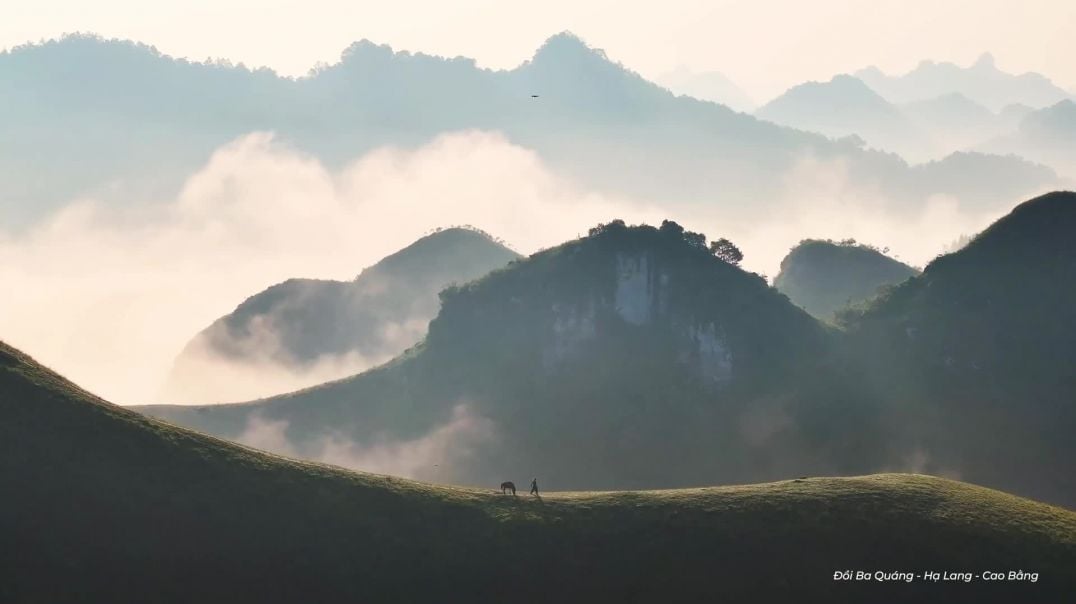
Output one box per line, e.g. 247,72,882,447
530,477,539,496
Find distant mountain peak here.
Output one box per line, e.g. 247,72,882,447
855,53,1069,110
829,73,879,93
759,74,887,109
537,31,592,52
528,31,609,67
656,66,755,112
974,52,997,70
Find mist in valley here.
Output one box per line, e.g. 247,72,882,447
0,128,1016,406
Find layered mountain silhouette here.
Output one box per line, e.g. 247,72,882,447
655,66,755,112
856,53,1072,111
0,33,1060,228
757,75,1072,163
163,227,519,403
756,75,931,159
980,100,1076,178
900,93,1008,158
4,340,1073,601
142,192,1076,507
774,240,919,321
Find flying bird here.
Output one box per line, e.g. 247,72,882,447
531,94,540,98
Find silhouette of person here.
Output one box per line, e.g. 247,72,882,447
530,478,539,496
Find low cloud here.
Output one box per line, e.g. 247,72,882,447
235,403,497,482
689,154,1014,278
881,446,964,481
0,131,660,404
0,132,1032,405
162,344,390,405
162,308,430,404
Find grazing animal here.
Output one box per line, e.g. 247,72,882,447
500,481,516,495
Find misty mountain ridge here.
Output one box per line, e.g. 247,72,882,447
163,227,519,403
0,32,1061,230
758,75,1071,164
979,99,1076,179
855,53,1072,111
756,74,931,160
774,239,919,321
655,66,755,112
898,93,1012,157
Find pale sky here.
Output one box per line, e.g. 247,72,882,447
4,0,1075,101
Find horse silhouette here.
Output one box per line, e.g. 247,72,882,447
500,481,517,495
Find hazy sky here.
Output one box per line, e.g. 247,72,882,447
5,0,1075,101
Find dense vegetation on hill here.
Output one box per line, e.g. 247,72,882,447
144,220,880,489
143,192,1076,507
164,227,519,402
774,239,919,321
3,341,1074,602
837,191,1076,505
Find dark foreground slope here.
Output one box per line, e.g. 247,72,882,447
774,239,919,321
2,342,1074,603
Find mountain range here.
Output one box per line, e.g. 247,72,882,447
141,192,1076,507
757,74,1074,166
0,33,1061,230
144,220,842,489
756,74,931,160
855,53,1072,111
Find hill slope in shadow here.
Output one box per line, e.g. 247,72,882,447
2,340,1074,603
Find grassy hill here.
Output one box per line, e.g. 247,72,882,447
774,239,919,321
2,340,1074,602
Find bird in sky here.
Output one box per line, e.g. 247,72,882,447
531,94,540,98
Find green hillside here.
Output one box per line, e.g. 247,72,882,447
839,191,1076,505
774,238,919,321
2,341,1074,602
